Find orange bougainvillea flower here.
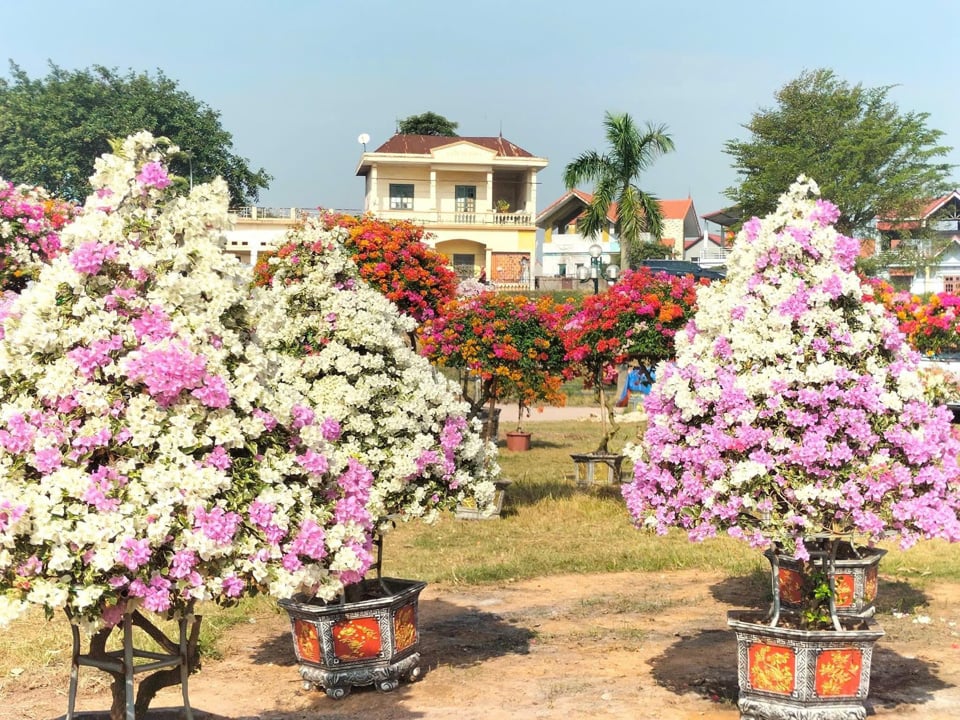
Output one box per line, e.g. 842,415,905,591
418,293,572,417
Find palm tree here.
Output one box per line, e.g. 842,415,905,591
563,112,675,268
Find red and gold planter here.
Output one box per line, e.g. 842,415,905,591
727,611,884,720
766,545,886,618
279,577,426,699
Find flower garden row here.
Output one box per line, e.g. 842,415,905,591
3,135,960,719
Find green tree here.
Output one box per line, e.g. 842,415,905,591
0,62,271,205
724,68,953,236
398,111,459,136
563,112,675,268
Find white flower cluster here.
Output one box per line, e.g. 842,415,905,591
252,219,499,526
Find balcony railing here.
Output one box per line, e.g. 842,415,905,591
229,207,533,227
389,210,534,226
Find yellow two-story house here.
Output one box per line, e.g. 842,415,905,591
355,133,548,287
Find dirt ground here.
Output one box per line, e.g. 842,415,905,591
4,568,960,720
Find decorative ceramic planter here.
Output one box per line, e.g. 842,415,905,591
570,452,625,486
728,611,884,720
505,430,532,452
765,545,886,618
279,577,426,699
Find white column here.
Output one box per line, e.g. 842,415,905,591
430,169,437,211
486,171,493,211
369,167,378,212
529,171,537,215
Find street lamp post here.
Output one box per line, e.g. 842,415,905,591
577,244,620,294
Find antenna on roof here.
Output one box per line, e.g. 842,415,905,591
358,133,370,152
499,119,503,138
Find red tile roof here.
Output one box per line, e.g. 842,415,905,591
537,189,692,225
876,190,960,231
371,134,536,158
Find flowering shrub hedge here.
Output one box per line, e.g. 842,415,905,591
254,213,457,325
0,133,494,631
624,177,960,557
0,180,77,292
251,221,498,523
865,278,960,357
418,293,571,429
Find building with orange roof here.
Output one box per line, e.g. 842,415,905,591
535,190,705,279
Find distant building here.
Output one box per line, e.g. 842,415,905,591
355,133,548,289
536,190,706,279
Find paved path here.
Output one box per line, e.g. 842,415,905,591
494,402,645,423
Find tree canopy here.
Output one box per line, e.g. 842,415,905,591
0,62,271,206
724,68,953,236
398,111,459,136
563,112,675,267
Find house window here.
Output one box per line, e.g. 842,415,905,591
389,184,414,210
452,253,476,278
945,276,960,294
455,185,476,212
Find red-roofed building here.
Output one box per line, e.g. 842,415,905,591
535,190,703,278
354,133,548,288
877,190,960,293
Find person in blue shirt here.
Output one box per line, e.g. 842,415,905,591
616,364,655,407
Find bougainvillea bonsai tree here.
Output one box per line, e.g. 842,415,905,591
250,219,498,527
560,268,705,453
623,176,960,616
418,293,571,437
0,133,496,719
0,179,77,292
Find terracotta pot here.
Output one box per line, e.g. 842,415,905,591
728,610,883,720
505,430,531,452
279,577,426,699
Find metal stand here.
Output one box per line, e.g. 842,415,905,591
66,607,197,720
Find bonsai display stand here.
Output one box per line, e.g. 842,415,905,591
571,452,625,486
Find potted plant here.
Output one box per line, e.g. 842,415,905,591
250,216,500,696
623,176,960,719
495,198,510,213
418,293,570,450
560,267,704,484
0,134,499,718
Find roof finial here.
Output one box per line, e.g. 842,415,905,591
499,119,502,138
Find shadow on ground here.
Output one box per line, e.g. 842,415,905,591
708,572,769,610
875,578,929,614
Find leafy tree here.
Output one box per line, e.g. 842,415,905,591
724,68,953,236
0,62,271,206
563,112,675,267
631,240,672,261
397,111,459,136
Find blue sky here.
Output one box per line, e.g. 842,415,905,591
1,1,956,222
